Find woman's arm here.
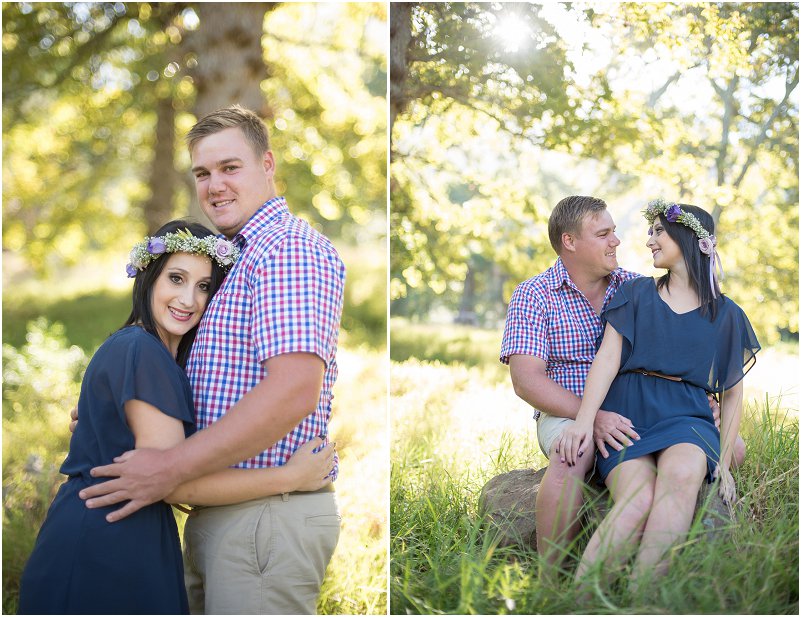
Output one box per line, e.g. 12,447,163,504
556,322,623,466
124,400,334,506
716,379,743,502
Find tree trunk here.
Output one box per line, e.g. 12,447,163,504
389,2,413,145
143,95,177,234
455,263,478,326
183,2,278,227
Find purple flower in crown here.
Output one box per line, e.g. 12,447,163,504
698,235,715,256
125,263,138,278
147,237,167,254
214,238,235,265
665,204,682,222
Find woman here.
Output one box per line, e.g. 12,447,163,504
557,200,760,585
18,220,335,614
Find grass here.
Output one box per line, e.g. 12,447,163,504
390,357,799,614
389,317,504,369
3,300,386,614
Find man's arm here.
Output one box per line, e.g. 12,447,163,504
508,354,639,457
80,352,324,521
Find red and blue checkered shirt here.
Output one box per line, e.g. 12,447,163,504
186,197,345,470
500,258,639,411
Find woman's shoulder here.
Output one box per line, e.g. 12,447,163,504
98,326,172,363
619,276,654,296
715,295,750,322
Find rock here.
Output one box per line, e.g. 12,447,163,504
478,467,735,551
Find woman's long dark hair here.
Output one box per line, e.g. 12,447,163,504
655,204,722,320
121,219,228,367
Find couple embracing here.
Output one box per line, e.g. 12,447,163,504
501,195,760,587
19,106,344,614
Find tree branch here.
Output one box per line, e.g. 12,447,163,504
732,66,799,189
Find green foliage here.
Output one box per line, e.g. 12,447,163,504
2,319,88,613
391,356,799,614
3,2,191,270
3,2,387,271
3,289,130,353
391,2,799,344
389,317,504,369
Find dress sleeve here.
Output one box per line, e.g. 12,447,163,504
115,332,196,428
705,300,761,392
598,281,636,365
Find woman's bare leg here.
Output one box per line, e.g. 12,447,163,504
632,443,707,582
575,456,657,581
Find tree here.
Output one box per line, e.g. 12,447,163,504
390,2,798,343
3,2,387,272
390,2,580,310
586,2,799,343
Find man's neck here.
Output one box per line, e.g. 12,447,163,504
561,259,612,313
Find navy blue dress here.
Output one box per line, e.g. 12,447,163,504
595,277,760,483
18,326,196,615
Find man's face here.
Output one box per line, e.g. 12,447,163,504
190,127,276,238
572,209,620,275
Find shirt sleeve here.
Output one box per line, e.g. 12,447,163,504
251,237,346,365
500,283,548,365
705,300,761,393
115,332,196,429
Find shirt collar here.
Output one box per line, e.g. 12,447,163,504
549,257,626,291
231,196,288,249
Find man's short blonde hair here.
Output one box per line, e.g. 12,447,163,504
547,195,608,255
186,104,270,157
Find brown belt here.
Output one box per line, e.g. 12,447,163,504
627,369,683,382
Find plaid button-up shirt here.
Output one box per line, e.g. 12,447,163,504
186,196,345,470
500,258,639,414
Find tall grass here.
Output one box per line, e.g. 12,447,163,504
391,358,799,614
3,322,387,615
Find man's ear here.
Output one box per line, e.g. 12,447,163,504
561,232,577,253
262,150,276,178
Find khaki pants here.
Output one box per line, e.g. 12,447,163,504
183,490,340,615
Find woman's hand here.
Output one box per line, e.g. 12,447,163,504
555,421,593,467
713,464,736,504
284,437,336,492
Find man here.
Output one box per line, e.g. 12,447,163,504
80,105,345,614
500,195,744,568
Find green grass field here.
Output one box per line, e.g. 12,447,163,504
390,322,799,615
3,283,387,614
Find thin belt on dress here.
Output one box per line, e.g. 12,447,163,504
626,369,683,382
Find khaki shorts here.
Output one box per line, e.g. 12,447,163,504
536,413,575,458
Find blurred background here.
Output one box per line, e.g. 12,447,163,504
3,2,386,614
390,3,798,614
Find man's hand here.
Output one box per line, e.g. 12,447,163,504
79,449,180,522
69,405,78,434
592,410,640,459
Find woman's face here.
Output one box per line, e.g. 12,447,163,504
646,216,682,270
150,252,213,356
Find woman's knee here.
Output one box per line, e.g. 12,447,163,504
658,452,706,489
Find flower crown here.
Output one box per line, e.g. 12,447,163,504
126,229,240,278
642,198,724,296
643,198,712,239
